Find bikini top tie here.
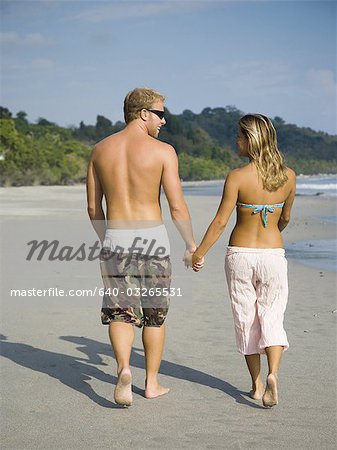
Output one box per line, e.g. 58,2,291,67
236,202,285,228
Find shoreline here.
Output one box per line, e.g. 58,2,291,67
0,172,336,189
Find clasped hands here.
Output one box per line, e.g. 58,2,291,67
183,248,204,272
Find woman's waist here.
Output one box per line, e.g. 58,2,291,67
226,246,285,256
229,227,283,249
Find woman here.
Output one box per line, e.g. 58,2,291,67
192,114,296,407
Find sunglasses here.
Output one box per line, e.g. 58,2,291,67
144,108,165,120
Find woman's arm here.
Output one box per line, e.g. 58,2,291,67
192,171,239,270
278,168,296,232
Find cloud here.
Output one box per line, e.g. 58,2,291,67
203,60,336,100
0,31,51,47
191,59,336,133
204,60,336,108
25,33,51,46
306,69,337,94
6,58,56,71
205,60,294,92
70,0,206,23
90,31,117,46
0,32,18,45
29,58,56,70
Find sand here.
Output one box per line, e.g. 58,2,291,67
0,185,336,449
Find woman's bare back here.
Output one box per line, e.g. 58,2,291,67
228,163,296,248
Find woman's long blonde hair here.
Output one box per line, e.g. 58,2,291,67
239,114,288,191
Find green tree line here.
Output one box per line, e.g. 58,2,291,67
0,105,336,186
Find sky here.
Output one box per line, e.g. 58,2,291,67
1,0,336,134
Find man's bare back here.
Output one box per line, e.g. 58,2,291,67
91,126,170,222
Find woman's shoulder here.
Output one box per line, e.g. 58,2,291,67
232,162,253,173
226,168,241,183
227,163,254,179
285,166,296,181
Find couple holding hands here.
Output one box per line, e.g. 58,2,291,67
86,87,296,408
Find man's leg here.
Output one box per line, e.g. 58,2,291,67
109,321,134,372
244,354,264,400
109,321,135,406
142,324,170,399
263,345,283,407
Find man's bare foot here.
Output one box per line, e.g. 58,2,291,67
249,381,264,400
145,383,170,399
114,368,132,406
262,374,278,407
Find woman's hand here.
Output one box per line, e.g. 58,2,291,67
192,252,204,272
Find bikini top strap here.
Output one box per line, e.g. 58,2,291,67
236,202,285,227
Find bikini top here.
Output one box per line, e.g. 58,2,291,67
236,202,285,228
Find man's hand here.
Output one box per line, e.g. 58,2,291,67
183,249,194,268
192,252,204,272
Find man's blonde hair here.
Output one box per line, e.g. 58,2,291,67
123,87,165,124
239,114,288,191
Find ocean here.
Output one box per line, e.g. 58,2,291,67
182,175,337,272
296,174,337,197
182,174,337,197
285,239,336,272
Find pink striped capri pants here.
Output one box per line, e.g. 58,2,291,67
225,246,289,355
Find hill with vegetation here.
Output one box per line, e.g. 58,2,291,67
0,105,336,186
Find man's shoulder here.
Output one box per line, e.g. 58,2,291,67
95,133,120,148
91,133,121,158
155,140,176,157
142,137,176,161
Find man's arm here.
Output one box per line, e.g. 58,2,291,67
86,153,106,243
161,146,196,255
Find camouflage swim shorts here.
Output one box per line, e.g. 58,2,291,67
100,248,171,328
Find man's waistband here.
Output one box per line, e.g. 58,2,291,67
103,224,170,256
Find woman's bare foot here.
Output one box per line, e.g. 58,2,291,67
249,381,264,400
262,374,278,407
145,382,170,399
114,368,132,406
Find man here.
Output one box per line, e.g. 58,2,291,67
87,87,197,406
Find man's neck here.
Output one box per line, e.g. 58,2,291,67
127,119,150,136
